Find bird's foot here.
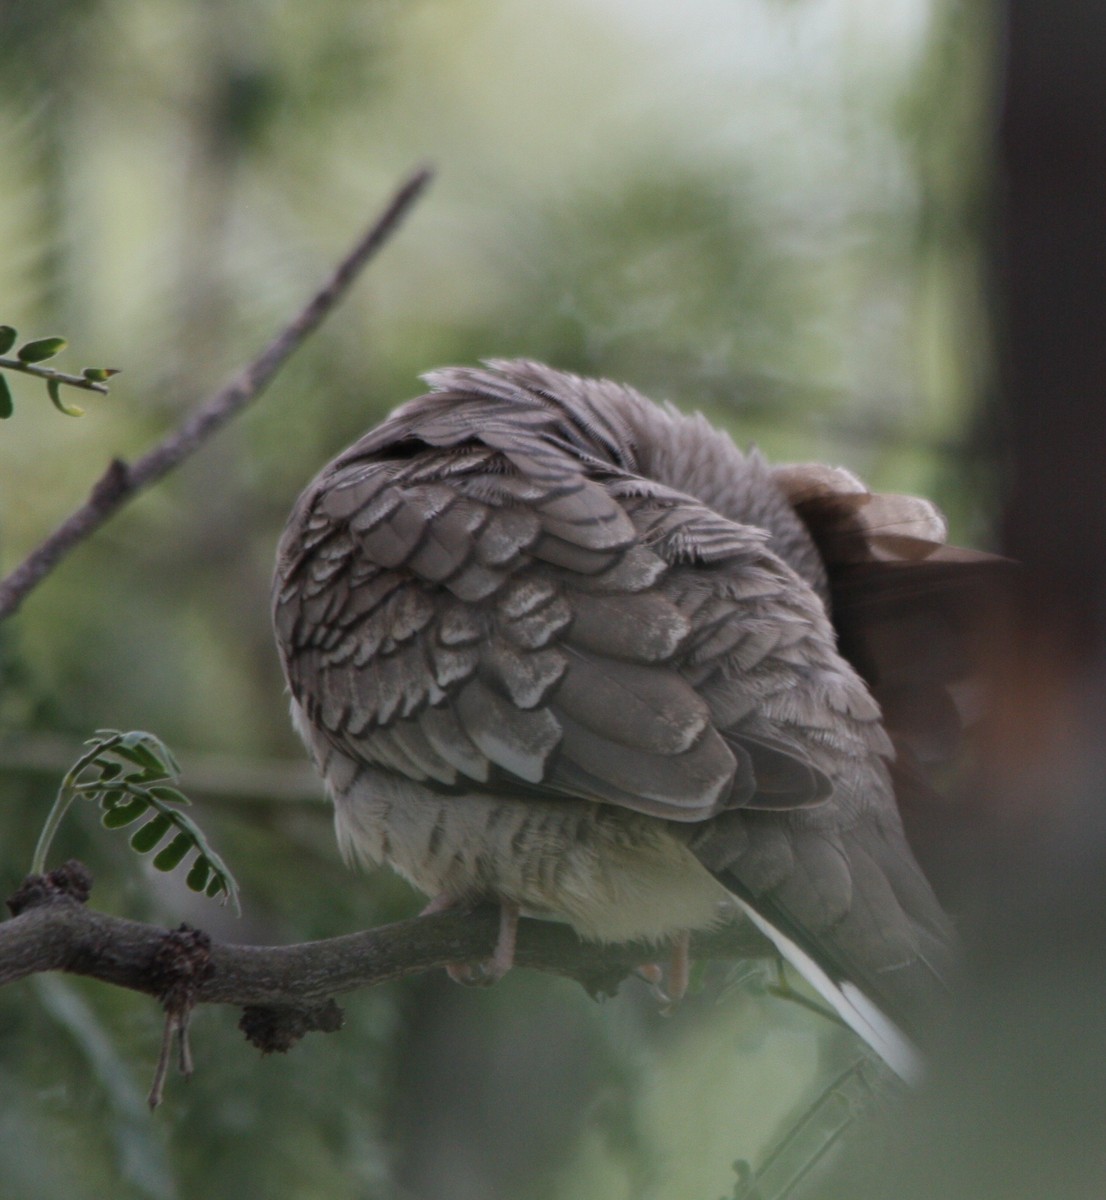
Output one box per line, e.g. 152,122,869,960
421,895,519,986
637,931,691,1011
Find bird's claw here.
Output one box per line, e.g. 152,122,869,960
426,897,519,987
637,932,692,1012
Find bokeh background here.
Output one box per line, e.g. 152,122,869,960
0,2,996,1198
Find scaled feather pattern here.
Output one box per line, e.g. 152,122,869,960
273,360,1001,1077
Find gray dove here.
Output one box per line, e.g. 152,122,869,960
273,360,996,1080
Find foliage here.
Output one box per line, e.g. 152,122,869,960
30,730,240,912
0,323,119,418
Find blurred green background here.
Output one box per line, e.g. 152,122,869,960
0,1,995,1197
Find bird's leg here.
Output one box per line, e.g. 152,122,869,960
636,931,692,1008
484,899,520,982
666,930,691,1003
420,894,520,986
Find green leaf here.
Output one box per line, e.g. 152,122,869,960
102,796,149,828
48,378,84,417
130,812,172,853
34,727,241,914
153,833,193,872
147,784,190,806
116,732,179,777
82,367,121,382
0,375,12,420
0,325,17,355
17,336,66,364
186,857,212,893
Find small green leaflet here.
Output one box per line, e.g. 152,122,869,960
17,335,67,363
34,729,241,914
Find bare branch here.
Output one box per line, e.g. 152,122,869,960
1,868,770,1022
0,165,434,621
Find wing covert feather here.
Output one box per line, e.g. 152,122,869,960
273,387,847,821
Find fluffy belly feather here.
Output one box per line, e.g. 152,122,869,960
331,761,737,944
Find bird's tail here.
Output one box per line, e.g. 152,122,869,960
729,892,923,1083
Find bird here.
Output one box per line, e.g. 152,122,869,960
272,359,1000,1081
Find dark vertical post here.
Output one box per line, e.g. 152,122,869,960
827,7,1106,1196
999,1,1106,648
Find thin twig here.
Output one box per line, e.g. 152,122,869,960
148,1013,176,1109
0,357,112,395
0,165,434,621
731,1057,884,1200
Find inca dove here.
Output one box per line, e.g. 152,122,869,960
273,360,998,1079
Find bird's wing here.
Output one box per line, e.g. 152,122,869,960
273,388,848,824
273,369,957,1066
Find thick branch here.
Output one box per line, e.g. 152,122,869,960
0,166,433,621
0,885,769,1014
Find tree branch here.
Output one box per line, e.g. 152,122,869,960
1,863,771,1040
0,165,434,622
